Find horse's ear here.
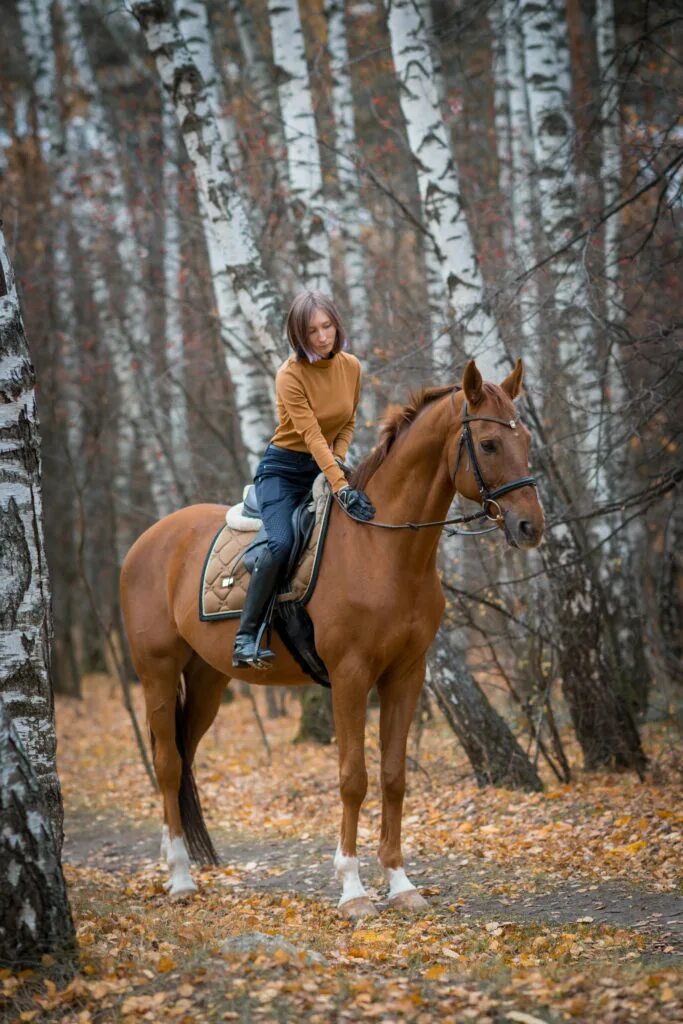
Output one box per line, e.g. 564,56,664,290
500,358,524,400
462,360,483,406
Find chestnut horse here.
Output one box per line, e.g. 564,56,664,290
120,359,544,917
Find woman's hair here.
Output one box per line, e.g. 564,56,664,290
286,290,347,363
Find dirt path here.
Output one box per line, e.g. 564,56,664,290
63,807,683,956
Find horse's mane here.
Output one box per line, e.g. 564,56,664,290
349,384,456,491
349,381,511,491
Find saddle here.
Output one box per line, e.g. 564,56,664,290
199,475,333,687
227,483,318,581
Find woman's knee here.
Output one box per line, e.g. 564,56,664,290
266,535,292,566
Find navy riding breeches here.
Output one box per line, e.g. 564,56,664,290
253,444,320,569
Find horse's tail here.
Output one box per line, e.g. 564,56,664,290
174,679,220,865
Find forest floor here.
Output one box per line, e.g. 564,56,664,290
3,674,683,1023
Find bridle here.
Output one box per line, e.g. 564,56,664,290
336,389,538,536
451,397,537,528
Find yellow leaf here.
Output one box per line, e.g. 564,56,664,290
157,956,176,973
353,930,384,944
614,840,647,856
424,964,447,980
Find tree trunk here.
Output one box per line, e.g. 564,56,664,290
427,638,543,791
658,492,683,690
267,0,332,291
0,228,64,840
295,687,334,745
60,0,183,521
161,97,193,497
0,700,76,968
131,0,283,470
515,0,647,771
595,0,622,323
384,0,503,379
173,1,276,472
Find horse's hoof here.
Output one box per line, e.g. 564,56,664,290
388,888,428,912
169,879,198,900
162,878,173,891
338,896,378,921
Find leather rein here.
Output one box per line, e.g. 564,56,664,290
336,391,537,536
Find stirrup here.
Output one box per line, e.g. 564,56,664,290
232,635,275,670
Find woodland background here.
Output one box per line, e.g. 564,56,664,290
0,0,682,1019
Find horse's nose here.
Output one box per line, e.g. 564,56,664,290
519,519,535,541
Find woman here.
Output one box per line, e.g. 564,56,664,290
232,291,376,668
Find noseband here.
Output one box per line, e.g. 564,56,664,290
336,389,537,533
451,398,537,526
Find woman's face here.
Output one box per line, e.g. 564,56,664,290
307,307,336,358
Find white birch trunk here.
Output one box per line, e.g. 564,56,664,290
0,228,62,841
161,99,192,493
596,0,622,325
227,0,289,187
384,0,503,379
131,1,282,467
60,0,180,521
500,0,541,354
15,0,60,163
0,700,75,965
176,0,242,167
521,0,605,497
267,0,333,291
324,0,375,432
173,0,275,468
324,0,370,340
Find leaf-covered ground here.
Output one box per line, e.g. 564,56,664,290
3,675,682,1023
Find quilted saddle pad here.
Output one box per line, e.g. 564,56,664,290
199,477,332,621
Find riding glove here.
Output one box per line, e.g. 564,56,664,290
336,485,376,521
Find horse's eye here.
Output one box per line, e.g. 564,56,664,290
480,440,497,454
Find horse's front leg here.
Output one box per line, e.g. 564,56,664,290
377,655,428,911
331,662,376,920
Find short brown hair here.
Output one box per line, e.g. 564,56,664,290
286,291,347,363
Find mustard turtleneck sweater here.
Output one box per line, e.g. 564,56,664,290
270,351,361,492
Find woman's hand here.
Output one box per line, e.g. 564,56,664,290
336,486,376,522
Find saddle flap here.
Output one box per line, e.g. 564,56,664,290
242,485,260,518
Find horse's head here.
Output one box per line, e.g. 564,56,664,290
451,359,545,548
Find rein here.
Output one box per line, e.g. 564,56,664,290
336,391,537,536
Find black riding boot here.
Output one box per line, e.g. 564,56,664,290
232,547,282,668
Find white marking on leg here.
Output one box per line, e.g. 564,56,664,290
167,835,197,898
334,843,367,906
160,824,170,862
384,865,416,899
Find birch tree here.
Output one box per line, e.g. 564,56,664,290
131,0,283,467
0,700,75,968
513,0,646,771
173,0,276,470
427,643,543,792
324,0,370,342
60,0,186,517
596,0,622,324
0,226,62,839
384,0,503,379
161,98,192,495
498,0,541,348
227,0,290,192
267,0,333,291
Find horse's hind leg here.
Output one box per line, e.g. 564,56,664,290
160,653,228,882
183,653,229,765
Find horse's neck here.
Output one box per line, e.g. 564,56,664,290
364,396,456,570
